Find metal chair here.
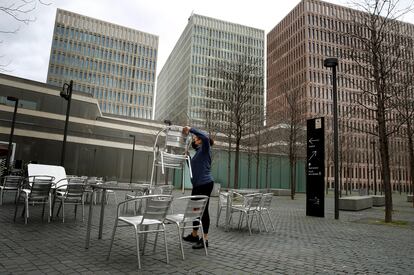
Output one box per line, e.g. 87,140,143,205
103,180,118,205
216,190,244,228
150,125,192,191
165,195,209,259
14,175,55,224
107,195,173,270
259,193,276,232
230,193,263,235
0,175,22,205
54,181,86,223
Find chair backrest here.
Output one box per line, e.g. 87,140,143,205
2,175,22,188
261,193,273,209
65,183,85,199
29,176,54,200
150,185,174,195
142,195,173,222
244,193,263,210
165,126,188,150
218,191,228,207
183,195,208,220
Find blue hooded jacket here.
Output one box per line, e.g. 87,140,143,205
189,127,214,187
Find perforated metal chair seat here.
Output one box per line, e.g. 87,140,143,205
107,195,173,270
165,195,209,259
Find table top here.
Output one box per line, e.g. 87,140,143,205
90,183,150,192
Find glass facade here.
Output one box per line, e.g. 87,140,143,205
47,9,158,119
155,14,264,128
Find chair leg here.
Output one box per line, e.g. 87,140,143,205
42,200,46,221
177,224,185,260
82,198,85,222
56,201,62,217
153,224,160,253
107,219,118,261
62,199,65,223
246,212,252,235
0,189,3,205
13,192,21,222
216,206,221,227
48,197,51,223
74,204,78,220
25,198,29,224
260,212,268,233
162,224,169,264
254,212,261,233
199,221,208,256
134,227,142,269
267,210,275,231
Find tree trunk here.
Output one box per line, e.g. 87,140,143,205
234,138,240,189
227,139,232,189
256,145,260,189
378,98,393,222
407,121,414,208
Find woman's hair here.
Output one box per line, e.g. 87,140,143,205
209,137,214,146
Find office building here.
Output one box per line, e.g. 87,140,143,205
47,9,158,119
267,0,414,192
155,14,264,128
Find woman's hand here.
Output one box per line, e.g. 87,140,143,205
182,126,191,135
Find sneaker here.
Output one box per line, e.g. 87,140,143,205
183,234,199,243
192,239,208,249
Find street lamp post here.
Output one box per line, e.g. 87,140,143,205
60,80,73,167
129,134,136,184
5,96,19,174
324,57,339,220
371,140,377,195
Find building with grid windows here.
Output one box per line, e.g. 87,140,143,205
267,0,414,193
47,9,158,119
155,14,264,128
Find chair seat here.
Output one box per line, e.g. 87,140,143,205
119,216,163,226
232,206,260,212
165,214,197,224
0,186,18,190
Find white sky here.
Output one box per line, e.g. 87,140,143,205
0,0,413,83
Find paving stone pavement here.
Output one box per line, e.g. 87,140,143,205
0,190,413,274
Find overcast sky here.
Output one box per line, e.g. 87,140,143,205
1,0,413,83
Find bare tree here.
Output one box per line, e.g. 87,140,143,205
209,55,264,189
285,88,305,199
0,0,51,70
394,57,414,207
344,0,413,222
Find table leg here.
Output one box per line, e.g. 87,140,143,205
85,189,95,249
225,191,232,232
98,189,107,239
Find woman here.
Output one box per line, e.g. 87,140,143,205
182,126,214,249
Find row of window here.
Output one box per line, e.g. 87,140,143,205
52,38,156,71
48,63,154,93
99,101,152,119
94,90,152,107
55,24,157,58
192,35,263,57
193,24,263,45
49,54,154,83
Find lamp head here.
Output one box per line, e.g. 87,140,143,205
7,96,18,102
324,58,338,68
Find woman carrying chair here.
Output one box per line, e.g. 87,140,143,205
182,126,214,249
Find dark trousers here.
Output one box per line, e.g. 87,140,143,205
191,181,214,234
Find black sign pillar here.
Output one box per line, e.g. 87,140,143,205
306,117,325,217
